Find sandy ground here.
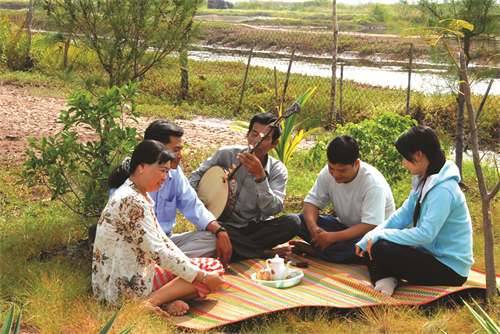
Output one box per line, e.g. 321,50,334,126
0,84,311,167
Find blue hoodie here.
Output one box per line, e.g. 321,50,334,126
356,160,474,278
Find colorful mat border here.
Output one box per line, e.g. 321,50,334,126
173,256,500,331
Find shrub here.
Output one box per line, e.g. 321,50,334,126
0,15,39,71
305,111,417,185
21,82,141,220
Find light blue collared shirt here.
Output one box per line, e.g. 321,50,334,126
110,167,216,234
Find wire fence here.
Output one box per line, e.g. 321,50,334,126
2,9,499,146
183,23,500,145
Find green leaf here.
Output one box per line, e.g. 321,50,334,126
462,298,500,334
285,129,304,165
232,121,249,129
1,302,15,334
118,323,136,334
12,305,22,334
274,87,318,165
99,310,120,334
302,127,322,140
441,19,474,32
229,126,247,132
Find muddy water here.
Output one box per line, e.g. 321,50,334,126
188,49,500,95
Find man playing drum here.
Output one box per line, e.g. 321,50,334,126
290,135,395,264
189,113,301,263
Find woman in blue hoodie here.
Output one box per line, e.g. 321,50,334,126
355,126,473,296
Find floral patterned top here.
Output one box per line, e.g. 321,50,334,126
92,179,200,303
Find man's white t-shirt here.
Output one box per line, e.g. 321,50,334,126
305,161,395,228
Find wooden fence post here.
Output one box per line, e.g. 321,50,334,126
406,43,413,115
329,0,339,127
180,49,189,100
274,66,278,104
339,63,344,118
235,42,255,115
280,48,295,107
25,0,34,69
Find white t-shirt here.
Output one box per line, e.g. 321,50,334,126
305,161,395,228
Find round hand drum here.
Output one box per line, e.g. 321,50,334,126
197,166,237,221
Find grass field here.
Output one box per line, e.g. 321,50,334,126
1,141,500,333
1,2,500,331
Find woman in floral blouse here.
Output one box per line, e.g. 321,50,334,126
92,140,225,317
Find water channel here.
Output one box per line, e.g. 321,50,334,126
189,49,500,96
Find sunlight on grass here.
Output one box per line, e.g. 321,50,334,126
1,123,499,333
1,156,499,333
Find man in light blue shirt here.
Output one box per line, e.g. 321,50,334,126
92,120,232,265
140,120,232,264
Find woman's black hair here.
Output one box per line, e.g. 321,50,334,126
108,140,175,189
394,125,446,226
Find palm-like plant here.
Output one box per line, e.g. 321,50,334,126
1,300,134,334
461,297,500,334
274,87,320,166
231,87,321,166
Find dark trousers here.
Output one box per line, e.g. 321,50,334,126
225,213,301,261
366,240,467,286
297,213,364,264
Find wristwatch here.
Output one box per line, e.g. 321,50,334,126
215,226,227,237
254,175,267,184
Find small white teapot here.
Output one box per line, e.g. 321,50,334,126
266,254,291,280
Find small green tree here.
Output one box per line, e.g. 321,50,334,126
21,82,141,221
305,112,417,185
418,0,500,66
43,0,202,87
411,18,500,300
416,0,500,178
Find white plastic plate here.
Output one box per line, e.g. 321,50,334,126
251,269,304,288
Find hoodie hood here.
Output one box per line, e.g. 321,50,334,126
412,160,461,203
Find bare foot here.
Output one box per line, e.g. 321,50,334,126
139,301,170,319
289,240,316,256
162,300,189,316
262,246,292,262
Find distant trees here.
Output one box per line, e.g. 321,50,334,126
43,0,202,87
371,3,390,22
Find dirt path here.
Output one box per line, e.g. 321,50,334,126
0,84,250,166
0,84,311,167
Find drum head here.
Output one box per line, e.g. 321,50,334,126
197,166,229,219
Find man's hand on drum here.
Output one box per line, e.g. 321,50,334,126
237,151,265,179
